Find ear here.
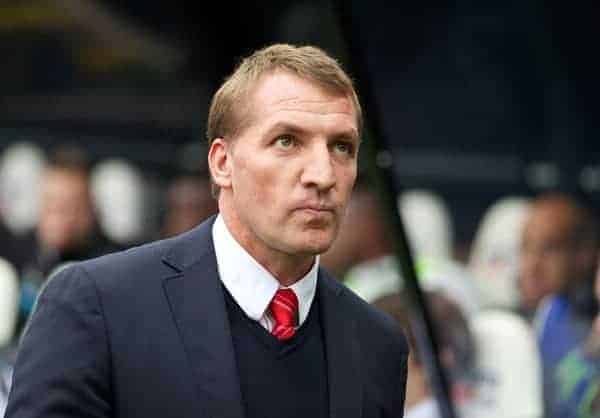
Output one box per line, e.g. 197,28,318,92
208,138,232,189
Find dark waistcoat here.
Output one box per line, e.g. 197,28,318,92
223,286,329,418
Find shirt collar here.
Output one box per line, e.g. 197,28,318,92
212,214,319,325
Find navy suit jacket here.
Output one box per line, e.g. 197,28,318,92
6,216,408,418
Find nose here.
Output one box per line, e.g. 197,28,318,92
521,249,540,278
300,143,336,191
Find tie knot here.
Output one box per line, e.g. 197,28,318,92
269,288,299,340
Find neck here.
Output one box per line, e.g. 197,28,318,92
405,366,431,409
256,254,315,287
219,199,315,287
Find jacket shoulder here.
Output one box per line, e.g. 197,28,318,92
320,270,408,352
57,218,215,296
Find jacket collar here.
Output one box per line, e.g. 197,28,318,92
161,215,218,273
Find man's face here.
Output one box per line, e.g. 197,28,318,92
211,71,359,265
38,169,95,252
519,204,577,310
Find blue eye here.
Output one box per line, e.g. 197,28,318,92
275,135,295,148
333,141,354,156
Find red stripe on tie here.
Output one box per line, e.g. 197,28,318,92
269,288,298,341
272,299,295,314
275,292,297,307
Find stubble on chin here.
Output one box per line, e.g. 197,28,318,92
303,221,339,255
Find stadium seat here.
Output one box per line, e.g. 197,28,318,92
0,257,19,348
91,158,147,245
468,196,531,310
0,142,46,235
468,309,543,418
398,188,454,261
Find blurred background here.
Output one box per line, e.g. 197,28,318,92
1,1,599,417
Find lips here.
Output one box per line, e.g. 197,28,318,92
295,201,335,211
298,209,335,229
296,206,335,215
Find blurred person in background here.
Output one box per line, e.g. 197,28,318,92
373,291,480,418
16,146,118,334
321,180,392,280
160,173,217,238
373,293,440,418
519,192,598,320
551,254,600,418
518,192,599,415
333,185,544,417
324,183,481,316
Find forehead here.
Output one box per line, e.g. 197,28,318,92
44,169,88,194
524,202,578,242
244,71,358,132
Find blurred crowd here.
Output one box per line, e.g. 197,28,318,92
0,140,598,418
0,140,218,414
321,181,599,418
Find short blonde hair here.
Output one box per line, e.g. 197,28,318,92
206,43,362,143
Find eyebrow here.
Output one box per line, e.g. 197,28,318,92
265,121,360,143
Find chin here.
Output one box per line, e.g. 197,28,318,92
297,234,336,255
278,224,338,255
306,243,332,256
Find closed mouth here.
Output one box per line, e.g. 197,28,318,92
297,206,334,213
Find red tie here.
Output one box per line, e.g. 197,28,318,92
269,288,299,341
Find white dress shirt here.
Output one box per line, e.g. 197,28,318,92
212,214,318,331
405,398,440,418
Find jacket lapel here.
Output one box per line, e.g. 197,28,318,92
318,271,363,418
159,217,362,418
161,218,245,418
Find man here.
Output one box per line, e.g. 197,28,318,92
15,146,118,335
6,44,408,418
518,192,599,416
160,174,217,238
519,193,598,320
321,180,392,279
324,184,481,316
552,256,600,417
373,292,478,418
